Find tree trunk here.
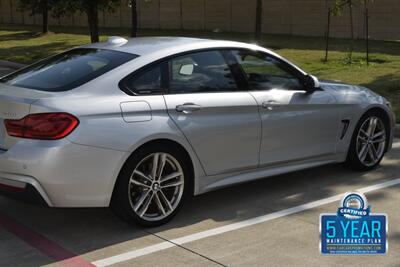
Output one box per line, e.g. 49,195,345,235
131,0,138,37
255,0,262,40
87,2,99,43
349,0,354,62
42,0,49,34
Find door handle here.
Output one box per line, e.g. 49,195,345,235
175,103,202,114
262,100,281,110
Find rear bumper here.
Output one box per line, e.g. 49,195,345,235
0,177,49,206
0,139,127,207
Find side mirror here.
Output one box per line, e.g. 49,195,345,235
304,75,320,91
179,64,194,76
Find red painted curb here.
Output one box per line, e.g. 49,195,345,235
0,212,95,267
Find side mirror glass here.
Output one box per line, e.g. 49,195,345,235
179,64,194,76
304,74,320,91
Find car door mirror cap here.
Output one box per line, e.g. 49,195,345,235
304,74,321,92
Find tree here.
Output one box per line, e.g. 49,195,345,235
129,0,138,37
332,0,373,62
53,0,120,43
19,0,50,34
255,0,262,40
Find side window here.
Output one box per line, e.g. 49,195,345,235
169,50,237,94
232,50,302,91
123,64,163,95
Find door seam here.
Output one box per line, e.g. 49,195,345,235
248,91,263,169
161,95,208,175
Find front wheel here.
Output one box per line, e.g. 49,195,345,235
112,144,191,227
347,111,389,171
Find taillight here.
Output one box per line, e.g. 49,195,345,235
4,113,79,140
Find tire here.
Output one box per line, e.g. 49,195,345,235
346,110,390,171
111,143,192,227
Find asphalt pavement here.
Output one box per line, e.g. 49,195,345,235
0,140,399,267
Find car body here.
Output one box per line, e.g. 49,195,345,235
0,37,395,224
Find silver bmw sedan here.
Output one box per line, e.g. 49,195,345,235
0,37,395,226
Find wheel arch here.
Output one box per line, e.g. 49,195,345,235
363,106,391,125
110,138,196,203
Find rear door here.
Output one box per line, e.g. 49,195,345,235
163,50,261,176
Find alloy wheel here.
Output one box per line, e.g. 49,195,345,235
128,153,185,222
356,116,387,167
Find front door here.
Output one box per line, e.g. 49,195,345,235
230,49,341,166
163,50,261,175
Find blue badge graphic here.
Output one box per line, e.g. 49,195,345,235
320,191,387,254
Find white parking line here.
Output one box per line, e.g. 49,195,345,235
93,178,400,267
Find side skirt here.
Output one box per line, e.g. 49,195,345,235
194,153,347,195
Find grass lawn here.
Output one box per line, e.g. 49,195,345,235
0,24,399,122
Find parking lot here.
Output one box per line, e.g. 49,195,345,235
0,140,398,267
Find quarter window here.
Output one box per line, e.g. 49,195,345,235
168,50,237,94
231,50,302,91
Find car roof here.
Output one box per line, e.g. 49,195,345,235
80,36,306,76
81,36,264,56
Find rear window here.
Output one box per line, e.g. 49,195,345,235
0,48,138,92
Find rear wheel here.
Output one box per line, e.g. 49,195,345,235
112,144,191,227
347,111,389,171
